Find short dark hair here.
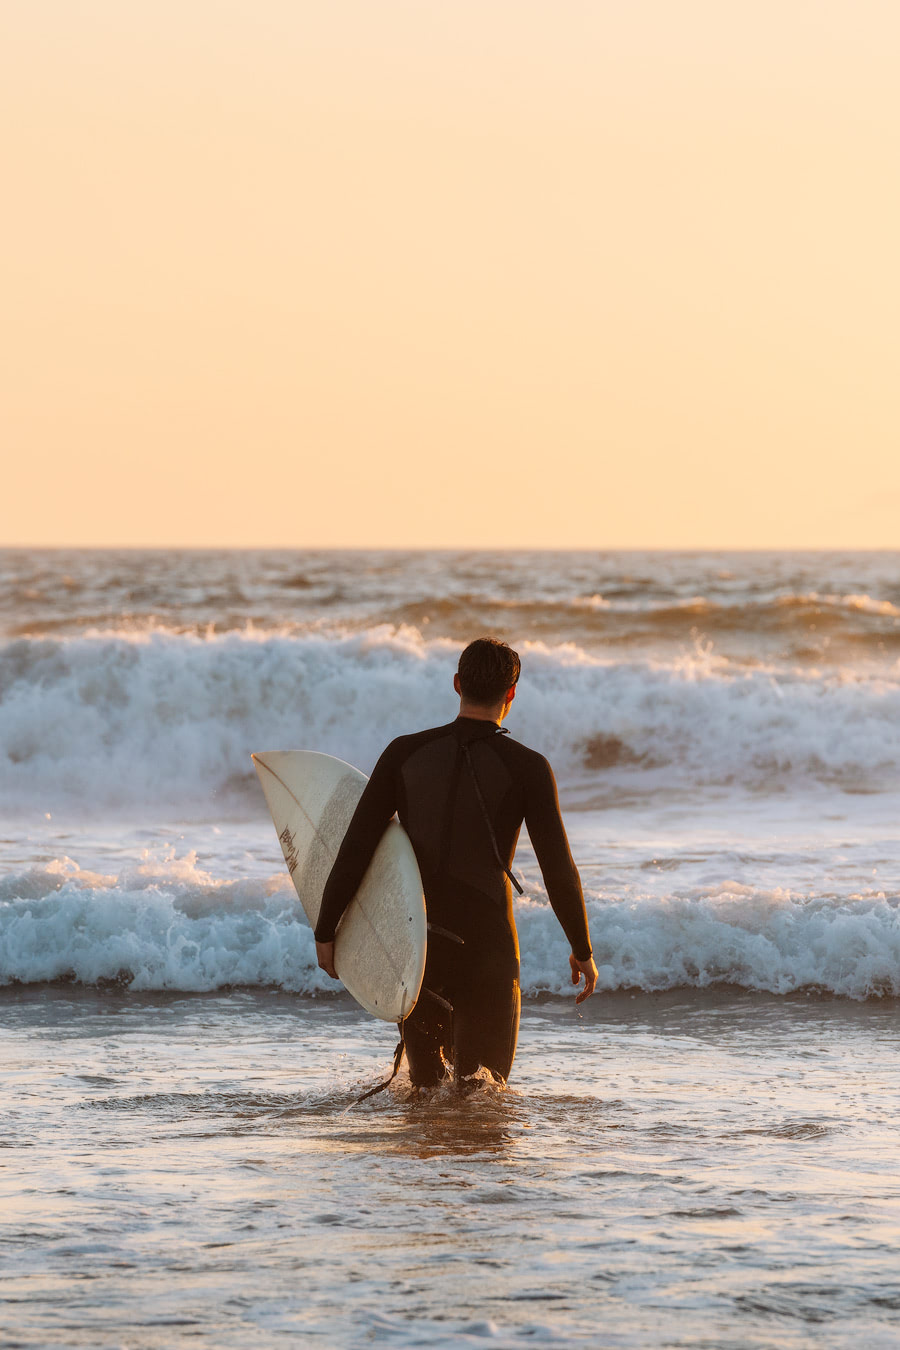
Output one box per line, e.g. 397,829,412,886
457,637,521,704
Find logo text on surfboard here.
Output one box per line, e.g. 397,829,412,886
279,826,300,874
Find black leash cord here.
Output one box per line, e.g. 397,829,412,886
350,985,458,1105
353,1026,406,1104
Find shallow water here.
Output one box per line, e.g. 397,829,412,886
2,987,898,1349
3,549,900,1345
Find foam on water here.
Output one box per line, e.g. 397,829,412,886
4,551,900,1010
1,853,897,1000
4,627,900,818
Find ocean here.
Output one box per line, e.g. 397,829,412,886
1,549,899,1347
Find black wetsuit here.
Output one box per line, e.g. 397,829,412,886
316,717,592,1086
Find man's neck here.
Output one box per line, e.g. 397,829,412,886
457,703,503,724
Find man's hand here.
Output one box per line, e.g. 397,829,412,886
316,940,338,980
569,952,598,1005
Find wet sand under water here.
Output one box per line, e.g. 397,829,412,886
1,985,898,1349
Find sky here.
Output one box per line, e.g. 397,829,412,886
2,0,898,548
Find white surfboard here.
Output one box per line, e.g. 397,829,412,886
252,750,426,1023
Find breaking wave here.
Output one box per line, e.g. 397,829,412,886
3,628,900,816
1,855,897,1001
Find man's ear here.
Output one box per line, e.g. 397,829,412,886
506,684,517,704
453,673,461,695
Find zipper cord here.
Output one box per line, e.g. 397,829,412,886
461,741,524,896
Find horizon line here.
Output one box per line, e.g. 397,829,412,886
3,542,900,555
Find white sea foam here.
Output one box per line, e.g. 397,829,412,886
0,856,333,994
520,884,900,1000
3,628,900,817
570,593,712,613
777,591,900,618
1,855,897,1000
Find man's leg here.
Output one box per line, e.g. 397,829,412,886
404,987,452,1087
408,894,520,1087
453,961,520,1084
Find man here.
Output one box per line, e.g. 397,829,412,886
315,637,597,1088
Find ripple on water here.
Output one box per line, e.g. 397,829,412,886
666,1206,743,1218
4,981,900,1348
735,1120,836,1140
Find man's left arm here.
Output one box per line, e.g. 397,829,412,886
524,754,597,1003
314,743,401,976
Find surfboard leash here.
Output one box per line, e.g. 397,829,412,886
350,984,459,1105
352,1026,407,1105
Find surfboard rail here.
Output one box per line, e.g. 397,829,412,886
252,750,427,1022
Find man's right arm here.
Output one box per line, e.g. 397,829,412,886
314,742,402,947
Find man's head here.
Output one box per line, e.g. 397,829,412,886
454,637,521,722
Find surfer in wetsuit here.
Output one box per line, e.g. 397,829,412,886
314,637,597,1087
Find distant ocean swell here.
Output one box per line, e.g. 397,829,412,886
3,629,900,814
5,541,900,646
8,590,900,661
1,858,897,1000
383,589,900,642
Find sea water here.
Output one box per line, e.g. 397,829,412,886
1,549,899,1347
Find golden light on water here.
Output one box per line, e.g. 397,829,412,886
3,1,898,547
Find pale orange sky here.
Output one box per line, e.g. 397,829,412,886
2,1,898,548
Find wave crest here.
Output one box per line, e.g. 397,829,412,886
1,856,897,1001
3,629,900,815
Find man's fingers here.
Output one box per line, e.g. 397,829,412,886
315,940,338,980
574,978,596,1005
574,975,596,1005
571,956,598,1005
